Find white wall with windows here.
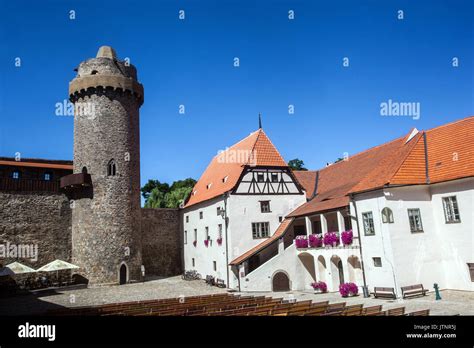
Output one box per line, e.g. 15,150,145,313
356,177,474,294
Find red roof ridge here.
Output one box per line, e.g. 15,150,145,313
425,115,474,133
251,129,287,166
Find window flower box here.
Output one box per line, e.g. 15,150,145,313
308,234,323,248
295,235,308,248
323,232,340,247
341,230,353,246
311,281,327,293
339,282,359,297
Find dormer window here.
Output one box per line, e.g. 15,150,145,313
207,183,212,189
222,176,228,183
107,159,116,176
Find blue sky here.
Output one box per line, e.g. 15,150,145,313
0,0,472,186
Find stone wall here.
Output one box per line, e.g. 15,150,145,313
141,208,182,277
0,191,72,269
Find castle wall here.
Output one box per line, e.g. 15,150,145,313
141,208,182,277
0,191,71,269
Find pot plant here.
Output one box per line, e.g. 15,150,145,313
308,234,323,248
339,282,359,297
341,230,353,246
311,281,328,293
323,232,340,247
295,235,309,248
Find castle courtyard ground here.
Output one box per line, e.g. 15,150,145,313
1,276,472,316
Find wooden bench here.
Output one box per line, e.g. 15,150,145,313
401,284,428,298
406,309,430,316
372,287,396,299
386,307,405,316
362,305,382,316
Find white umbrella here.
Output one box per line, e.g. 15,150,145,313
4,261,36,274
37,259,79,286
37,260,79,272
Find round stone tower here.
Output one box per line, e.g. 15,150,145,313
67,46,144,285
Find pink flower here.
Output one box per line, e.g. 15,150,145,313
311,281,327,292
295,236,308,248
339,282,359,297
204,240,209,247
323,232,340,247
193,240,197,247
216,237,223,246
341,230,353,246
308,234,323,248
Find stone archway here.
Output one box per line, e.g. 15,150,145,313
347,255,363,284
298,252,316,289
272,271,290,292
317,255,327,283
330,255,344,291
119,263,128,285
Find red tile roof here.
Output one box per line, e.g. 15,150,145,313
293,171,317,199
0,158,73,170
229,218,293,266
184,129,288,208
288,116,474,218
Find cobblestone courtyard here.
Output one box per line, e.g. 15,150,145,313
1,276,472,315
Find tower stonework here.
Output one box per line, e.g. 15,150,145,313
67,46,144,285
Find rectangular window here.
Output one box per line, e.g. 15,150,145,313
260,201,271,213
373,257,382,267
12,171,20,179
271,173,278,182
252,222,270,239
213,261,217,271
186,215,189,223
184,230,187,245
218,224,223,240
408,209,423,233
468,263,474,282
194,229,197,242
44,173,51,181
362,212,375,235
199,211,203,219
192,258,195,267
278,216,283,223
443,196,461,223
205,227,209,240
257,173,264,182
217,207,221,216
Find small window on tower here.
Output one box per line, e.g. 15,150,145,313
107,159,116,176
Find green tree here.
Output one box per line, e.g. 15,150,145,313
288,158,307,171
141,180,169,201
142,178,196,208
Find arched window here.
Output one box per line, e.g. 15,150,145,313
82,167,88,174
107,159,116,176
381,207,394,223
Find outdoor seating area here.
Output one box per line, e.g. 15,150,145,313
0,259,80,296
48,293,431,317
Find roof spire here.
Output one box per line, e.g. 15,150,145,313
258,113,262,129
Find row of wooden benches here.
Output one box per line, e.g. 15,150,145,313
372,284,429,299
48,293,430,317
